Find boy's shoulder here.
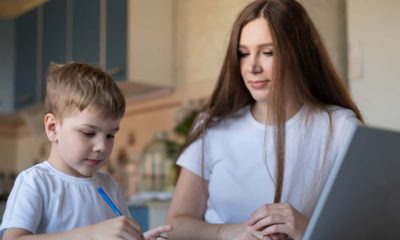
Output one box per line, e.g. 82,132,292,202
16,162,118,190
93,170,120,189
17,162,52,180
9,162,54,196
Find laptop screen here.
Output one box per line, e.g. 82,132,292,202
303,125,400,240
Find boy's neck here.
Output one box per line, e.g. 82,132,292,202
47,145,93,178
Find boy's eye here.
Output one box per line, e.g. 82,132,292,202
107,134,115,139
81,131,95,137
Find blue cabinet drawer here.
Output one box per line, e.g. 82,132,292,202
128,200,170,232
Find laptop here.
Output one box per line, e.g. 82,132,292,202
303,125,400,240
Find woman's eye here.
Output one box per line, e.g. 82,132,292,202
263,51,273,56
239,51,250,58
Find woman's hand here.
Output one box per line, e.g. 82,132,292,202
214,223,270,240
143,225,173,240
246,203,309,240
91,218,173,240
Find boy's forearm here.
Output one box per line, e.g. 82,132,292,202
3,225,91,240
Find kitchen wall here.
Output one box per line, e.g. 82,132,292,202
347,0,400,130
0,0,352,176
299,0,348,80
0,137,17,173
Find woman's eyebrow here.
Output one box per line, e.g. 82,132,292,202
238,42,273,49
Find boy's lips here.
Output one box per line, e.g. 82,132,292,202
85,159,103,166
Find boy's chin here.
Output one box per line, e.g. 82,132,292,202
73,167,98,178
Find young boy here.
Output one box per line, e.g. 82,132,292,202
0,63,171,240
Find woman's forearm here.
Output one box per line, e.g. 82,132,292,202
168,216,220,240
168,216,245,240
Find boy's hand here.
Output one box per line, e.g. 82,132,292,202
90,216,144,240
143,225,173,240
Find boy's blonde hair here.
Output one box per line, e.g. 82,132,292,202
44,62,125,121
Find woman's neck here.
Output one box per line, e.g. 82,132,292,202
251,99,302,125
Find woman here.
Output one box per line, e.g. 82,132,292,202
167,0,363,239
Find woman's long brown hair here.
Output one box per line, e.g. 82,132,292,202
181,0,363,203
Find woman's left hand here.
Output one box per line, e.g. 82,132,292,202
143,225,173,240
246,203,309,240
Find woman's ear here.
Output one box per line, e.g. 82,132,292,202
44,113,58,143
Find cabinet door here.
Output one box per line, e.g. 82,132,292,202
42,0,68,100
106,0,127,80
15,10,37,109
129,206,149,231
0,20,15,113
72,0,100,66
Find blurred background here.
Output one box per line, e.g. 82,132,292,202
0,0,399,230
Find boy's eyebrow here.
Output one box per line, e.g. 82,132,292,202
82,124,120,132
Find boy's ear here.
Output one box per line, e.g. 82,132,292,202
44,113,58,143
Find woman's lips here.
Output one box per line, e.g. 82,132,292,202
248,80,270,89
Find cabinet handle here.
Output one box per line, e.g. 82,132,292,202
107,67,125,76
17,95,34,105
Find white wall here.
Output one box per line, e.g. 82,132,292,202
347,0,400,130
175,0,252,85
300,0,347,80
128,0,174,87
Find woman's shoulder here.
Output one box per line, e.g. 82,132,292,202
307,104,357,123
327,105,356,117
304,105,360,140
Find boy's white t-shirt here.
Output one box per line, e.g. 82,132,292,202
177,104,359,223
0,161,130,235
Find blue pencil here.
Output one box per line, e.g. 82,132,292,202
97,187,123,216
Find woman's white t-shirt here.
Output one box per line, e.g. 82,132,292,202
177,105,359,223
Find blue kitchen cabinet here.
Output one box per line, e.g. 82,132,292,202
42,0,68,101
42,0,127,95
14,10,38,109
129,206,149,231
106,0,127,81
0,20,15,112
128,201,170,232
72,0,100,66
0,0,128,113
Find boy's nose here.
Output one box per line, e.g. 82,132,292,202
93,138,107,153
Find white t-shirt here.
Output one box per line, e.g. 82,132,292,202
177,104,359,224
0,161,130,236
